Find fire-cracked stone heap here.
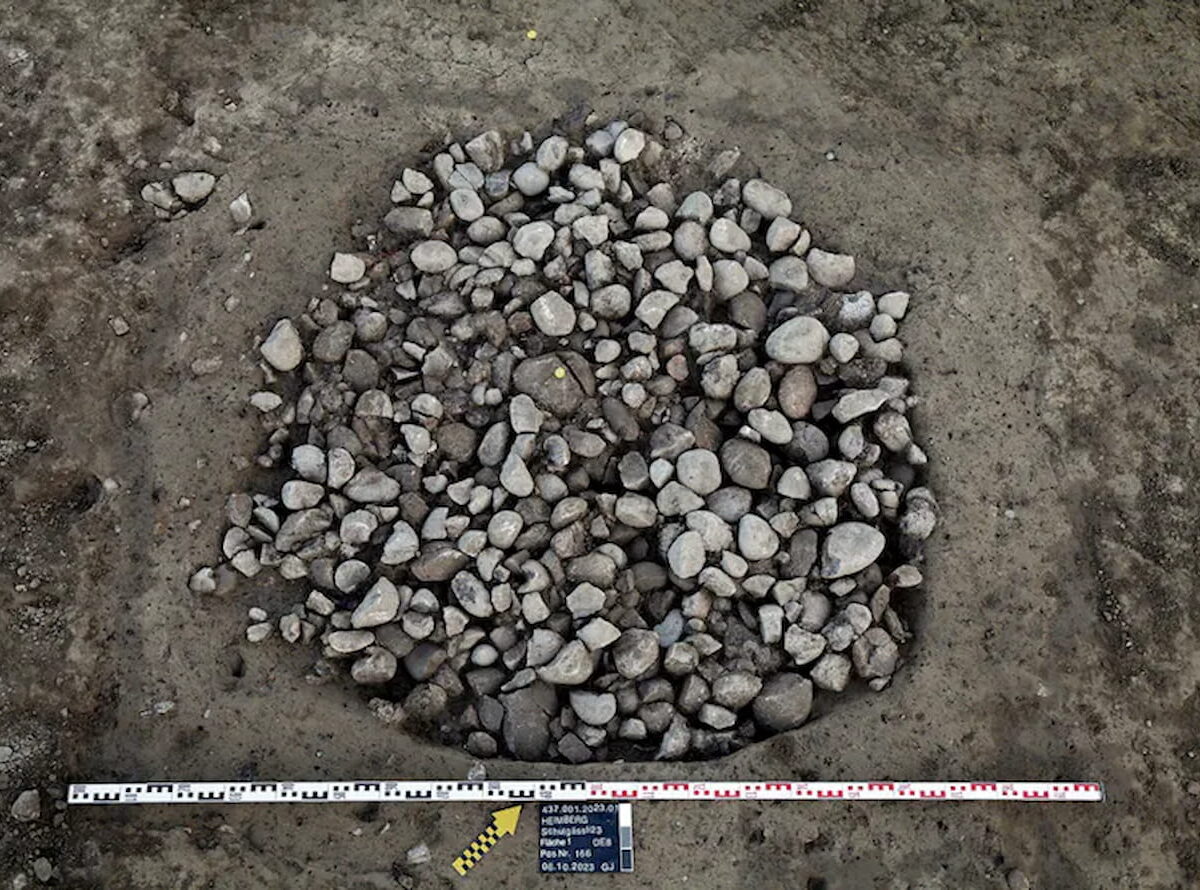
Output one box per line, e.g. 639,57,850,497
191,118,939,762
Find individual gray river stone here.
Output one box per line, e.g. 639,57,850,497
449,188,484,222
709,218,751,253
742,179,792,219
502,687,552,761
874,411,913,452
654,610,685,647
613,629,660,678
290,445,325,482
768,256,809,293
592,284,632,318
615,493,657,528
712,259,749,299
712,672,763,710
758,604,784,644
829,332,860,362
806,247,856,287
487,510,524,548
699,703,736,730
656,715,692,760
654,259,694,294
344,467,401,503
673,220,707,260
275,507,333,551
570,690,617,725
765,316,829,363
10,789,41,822
281,479,324,510
352,648,398,684
748,408,792,445
734,366,771,412
537,640,594,685
577,617,621,650
613,127,647,163
819,522,886,578
677,190,713,222
381,521,420,564
667,530,705,578
527,629,564,667
566,582,606,618
877,291,911,319
784,626,827,665
513,162,550,195
836,291,876,331
737,514,779,561
777,467,812,500
509,393,543,433
752,674,813,731
513,352,594,417
720,440,771,490
384,206,433,238
172,170,216,204
810,653,852,692
536,135,569,171
658,482,704,516
573,214,610,247
513,221,555,259
328,630,375,654
334,559,371,592
766,217,801,252
806,459,857,497
260,319,304,371
500,452,535,497
831,388,890,422
777,367,816,422
313,321,355,363
411,240,458,273
675,448,722,495
662,641,699,675
352,578,400,628
452,570,495,618
852,627,900,678
530,292,577,336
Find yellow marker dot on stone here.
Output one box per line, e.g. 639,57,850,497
553,366,566,379
526,29,538,40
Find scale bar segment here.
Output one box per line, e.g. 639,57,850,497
67,779,1105,806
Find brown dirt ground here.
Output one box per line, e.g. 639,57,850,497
2,1,1198,887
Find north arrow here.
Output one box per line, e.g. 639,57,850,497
451,805,522,876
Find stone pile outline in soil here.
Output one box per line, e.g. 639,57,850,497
190,117,938,762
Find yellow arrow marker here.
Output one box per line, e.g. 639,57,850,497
452,805,522,876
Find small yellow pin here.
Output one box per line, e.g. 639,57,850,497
526,28,538,40
553,366,566,379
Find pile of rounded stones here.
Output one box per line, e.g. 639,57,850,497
190,117,938,762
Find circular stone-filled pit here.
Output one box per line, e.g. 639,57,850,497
191,116,938,763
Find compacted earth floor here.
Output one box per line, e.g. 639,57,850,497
1,1,1198,888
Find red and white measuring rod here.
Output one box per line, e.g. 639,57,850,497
68,779,1104,806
